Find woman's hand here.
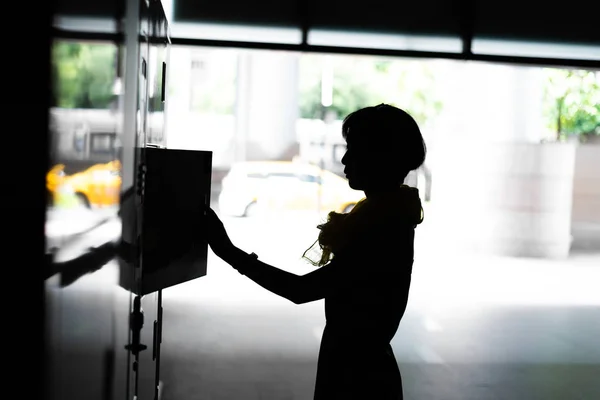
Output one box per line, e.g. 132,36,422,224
204,206,235,260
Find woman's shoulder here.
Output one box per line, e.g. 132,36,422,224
340,221,414,260
363,217,415,241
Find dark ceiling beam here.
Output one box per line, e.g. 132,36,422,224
170,36,600,70
51,26,600,70
52,28,123,42
459,0,475,56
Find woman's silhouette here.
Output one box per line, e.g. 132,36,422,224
204,104,426,399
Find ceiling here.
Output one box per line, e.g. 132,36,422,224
52,0,600,69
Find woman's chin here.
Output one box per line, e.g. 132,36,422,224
348,180,363,190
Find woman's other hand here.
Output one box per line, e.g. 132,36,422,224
204,206,234,259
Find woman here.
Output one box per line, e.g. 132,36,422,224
204,104,426,399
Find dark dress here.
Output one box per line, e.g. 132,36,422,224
235,217,416,399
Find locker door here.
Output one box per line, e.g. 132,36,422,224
120,1,170,399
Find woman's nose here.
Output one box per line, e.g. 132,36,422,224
341,151,348,165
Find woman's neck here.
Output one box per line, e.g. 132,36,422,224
364,184,404,200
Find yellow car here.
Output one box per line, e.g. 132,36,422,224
218,160,364,217
47,160,122,208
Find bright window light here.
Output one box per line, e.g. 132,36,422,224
308,29,463,53
53,15,117,33
472,38,600,61
170,22,302,44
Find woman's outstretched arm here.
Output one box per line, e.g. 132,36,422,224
204,206,357,304
221,245,353,305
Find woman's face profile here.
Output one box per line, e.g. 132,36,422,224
341,129,402,192
341,134,380,191
341,144,360,190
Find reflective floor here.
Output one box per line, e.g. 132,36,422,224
159,209,600,400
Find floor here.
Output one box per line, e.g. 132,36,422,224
158,209,600,400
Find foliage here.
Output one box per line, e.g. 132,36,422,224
543,69,600,141
298,54,444,126
52,41,117,109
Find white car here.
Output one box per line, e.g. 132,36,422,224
218,161,364,217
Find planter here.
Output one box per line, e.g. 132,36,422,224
429,140,577,258
571,142,600,252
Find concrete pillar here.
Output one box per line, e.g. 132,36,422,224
234,51,251,162
429,62,576,258
432,62,545,143
235,50,300,161
164,46,191,149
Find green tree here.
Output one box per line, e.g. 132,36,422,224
543,68,600,141
298,54,443,126
52,41,117,109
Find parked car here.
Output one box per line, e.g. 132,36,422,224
218,160,364,217
47,160,122,208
